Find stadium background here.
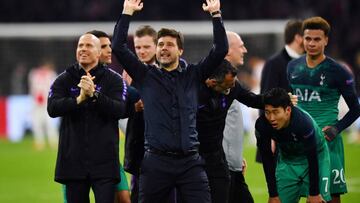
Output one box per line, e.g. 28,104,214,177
0,0,359,202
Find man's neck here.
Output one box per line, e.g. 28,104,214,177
306,54,326,68
285,44,302,59
145,58,157,66
80,63,98,72
225,57,240,69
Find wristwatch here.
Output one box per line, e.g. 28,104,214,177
211,10,221,17
93,90,100,99
91,90,100,101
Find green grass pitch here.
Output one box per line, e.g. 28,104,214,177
0,134,359,202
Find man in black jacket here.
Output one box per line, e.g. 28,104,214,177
260,19,304,93
112,0,227,202
122,25,157,203
257,19,304,163
197,59,264,203
47,33,127,203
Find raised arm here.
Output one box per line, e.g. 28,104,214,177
197,0,228,81
112,0,148,83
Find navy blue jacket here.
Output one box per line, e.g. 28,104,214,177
48,63,127,183
260,48,292,94
255,107,323,196
197,82,264,153
112,14,228,153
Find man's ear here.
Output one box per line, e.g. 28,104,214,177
295,34,303,44
205,78,217,88
178,49,183,56
324,36,328,46
286,106,292,114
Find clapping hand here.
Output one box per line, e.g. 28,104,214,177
76,72,95,104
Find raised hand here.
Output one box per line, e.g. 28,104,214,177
202,0,221,14
123,0,144,16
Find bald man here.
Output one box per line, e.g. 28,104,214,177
48,33,127,203
222,31,255,203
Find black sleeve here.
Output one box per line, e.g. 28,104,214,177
196,17,228,82
121,85,140,119
255,118,278,197
335,67,360,132
306,135,320,196
47,74,80,118
127,85,141,104
294,109,319,195
261,59,280,93
93,73,127,120
112,14,149,83
234,82,264,109
286,61,295,92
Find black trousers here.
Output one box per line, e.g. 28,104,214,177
130,175,140,203
65,177,117,203
139,151,210,203
228,170,254,203
131,175,178,203
201,150,231,203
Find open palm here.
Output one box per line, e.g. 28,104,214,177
123,0,143,14
202,0,220,13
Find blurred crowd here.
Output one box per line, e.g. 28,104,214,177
1,0,359,83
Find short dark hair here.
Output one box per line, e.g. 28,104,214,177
135,25,157,44
86,30,110,39
209,59,237,83
264,88,292,109
284,19,303,44
302,16,331,37
157,28,184,50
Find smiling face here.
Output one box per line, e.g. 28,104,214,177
156,36,183,69
226,32,248,67
303,29,328,59
264,105,291,130
76,34,101,70
134,35,156,64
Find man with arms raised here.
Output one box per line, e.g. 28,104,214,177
112,0,228,202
